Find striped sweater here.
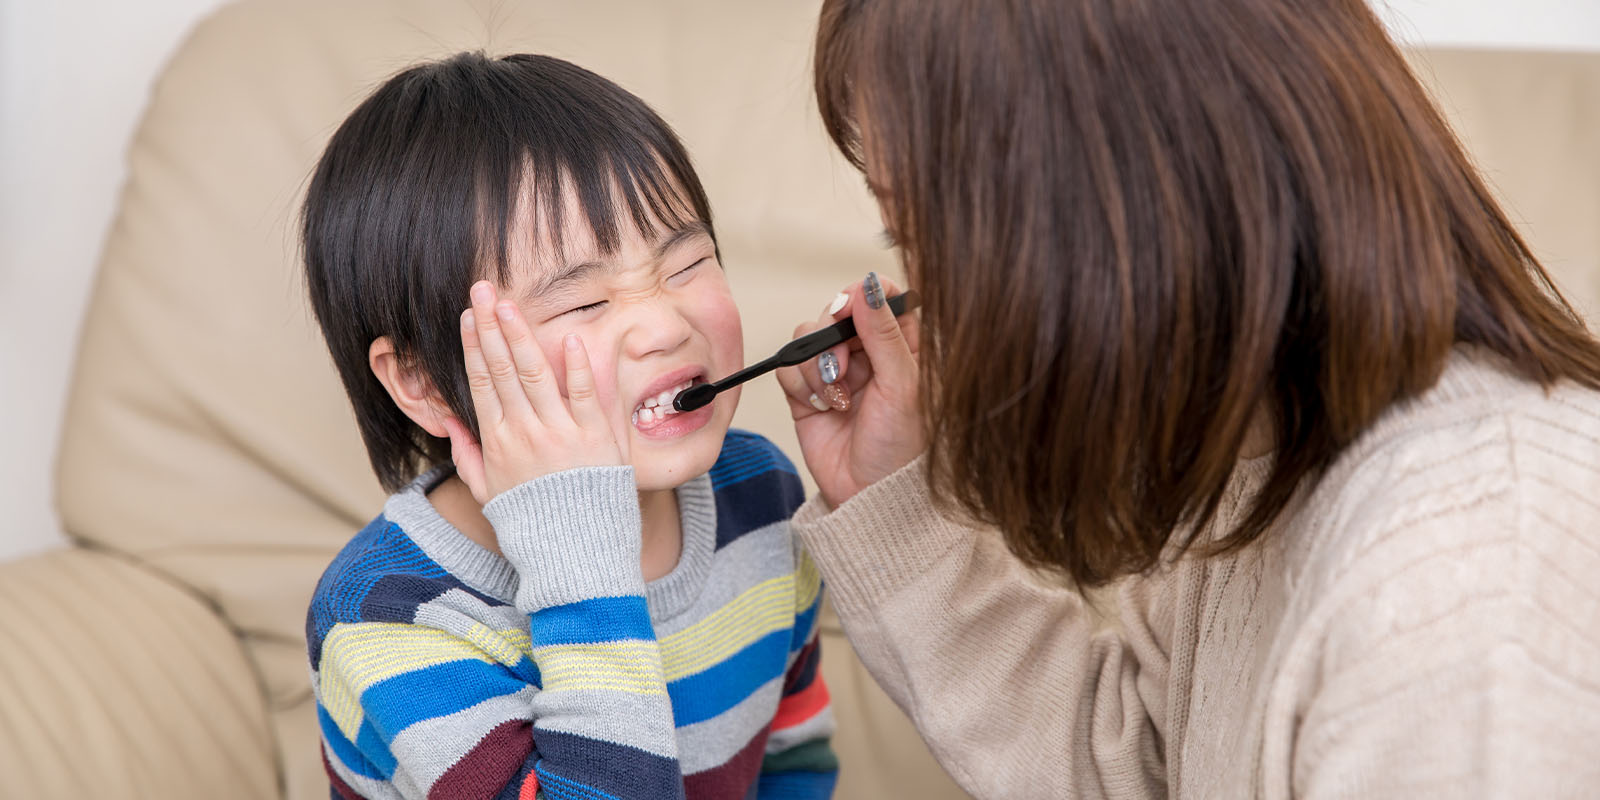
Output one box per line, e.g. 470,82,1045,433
306,430,837,800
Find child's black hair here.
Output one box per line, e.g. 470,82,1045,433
302,52,715,491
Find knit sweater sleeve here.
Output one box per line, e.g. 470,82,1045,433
790,457,1172,799
480,466,685,800
312,466,682,800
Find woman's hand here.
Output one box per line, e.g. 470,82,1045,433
441,280,626,505
777,272,925,509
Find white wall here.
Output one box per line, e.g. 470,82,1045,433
1,0,230,561
1375,0,1600,51
1,0,1599,564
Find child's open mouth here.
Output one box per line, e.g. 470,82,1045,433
631,371,710,435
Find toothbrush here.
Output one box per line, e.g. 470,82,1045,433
673,291,921,413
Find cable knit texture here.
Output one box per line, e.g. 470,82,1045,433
792,352,1600,798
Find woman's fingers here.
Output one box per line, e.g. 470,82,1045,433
460,308,504,425
778,322,830,417
853,272,917,392
493,295,564,421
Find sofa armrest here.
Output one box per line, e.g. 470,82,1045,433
0,547,279,799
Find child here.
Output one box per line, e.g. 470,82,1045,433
301,52,836,800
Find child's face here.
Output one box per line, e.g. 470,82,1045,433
496,190,743,492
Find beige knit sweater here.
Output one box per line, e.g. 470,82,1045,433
792,353,1600,798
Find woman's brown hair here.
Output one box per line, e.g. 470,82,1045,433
815,0,1600,586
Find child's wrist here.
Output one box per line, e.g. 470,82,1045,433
481,466,646,612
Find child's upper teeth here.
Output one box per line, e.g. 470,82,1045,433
658,389,676,407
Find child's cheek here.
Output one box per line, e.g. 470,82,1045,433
693,280,744,369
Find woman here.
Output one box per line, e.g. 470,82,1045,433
775,0,1600,797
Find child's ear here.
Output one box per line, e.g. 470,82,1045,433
369,337,452,439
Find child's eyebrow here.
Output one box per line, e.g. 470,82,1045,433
521,221,712,303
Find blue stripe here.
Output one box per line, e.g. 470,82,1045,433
532,727,685,800
714,470,803,549
710,453,799,490
667,628,792,726
756,769,839,799
360,659,528,742
307,516,454,671
528,595,656,648
791,595,820,652
354,717,397,777
710,446,798,481
536,768,620,800
316,704,388,780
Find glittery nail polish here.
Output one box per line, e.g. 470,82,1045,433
822,382,852,411
819,352,840,384
864,272,885,309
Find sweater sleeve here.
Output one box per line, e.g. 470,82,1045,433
479,466,685,800
316,467,683,800
790,457,1172,799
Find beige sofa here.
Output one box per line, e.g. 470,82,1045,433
0,1,1596,797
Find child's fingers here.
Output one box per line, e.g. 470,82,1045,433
561,334,608,432
460,309,504,425
493,298,564,421
469,282,533,423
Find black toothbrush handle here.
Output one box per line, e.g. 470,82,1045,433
772,290,920,366
673,290,920,412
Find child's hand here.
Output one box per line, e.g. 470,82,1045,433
441,281,626,505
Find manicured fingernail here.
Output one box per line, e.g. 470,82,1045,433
863,272,885,309
826,292,849,316
496,301,516,321
471,281,493,304
808,393,830,412
822,382,851,411
818,352,840,384
462,309,475,328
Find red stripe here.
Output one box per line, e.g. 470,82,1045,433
683,724,770,799
771,675,830,731
428,719,534,799
518,771,540,800
322,749,364,800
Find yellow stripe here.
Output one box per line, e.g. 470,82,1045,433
319,621,500,740
533,641,668,697
658,575,797,681
795,550,822,612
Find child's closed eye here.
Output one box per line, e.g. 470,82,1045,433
559,300,608,318
666,257,710,286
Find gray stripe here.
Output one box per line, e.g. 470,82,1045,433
676,676,784,774
652,519,796,637
387,688,538,791
412,588,524,641
765,705,836,755
385,466,518,602
531,686,679,759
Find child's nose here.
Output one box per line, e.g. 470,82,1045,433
622,299,694,358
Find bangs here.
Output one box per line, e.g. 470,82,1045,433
464,53,711,280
